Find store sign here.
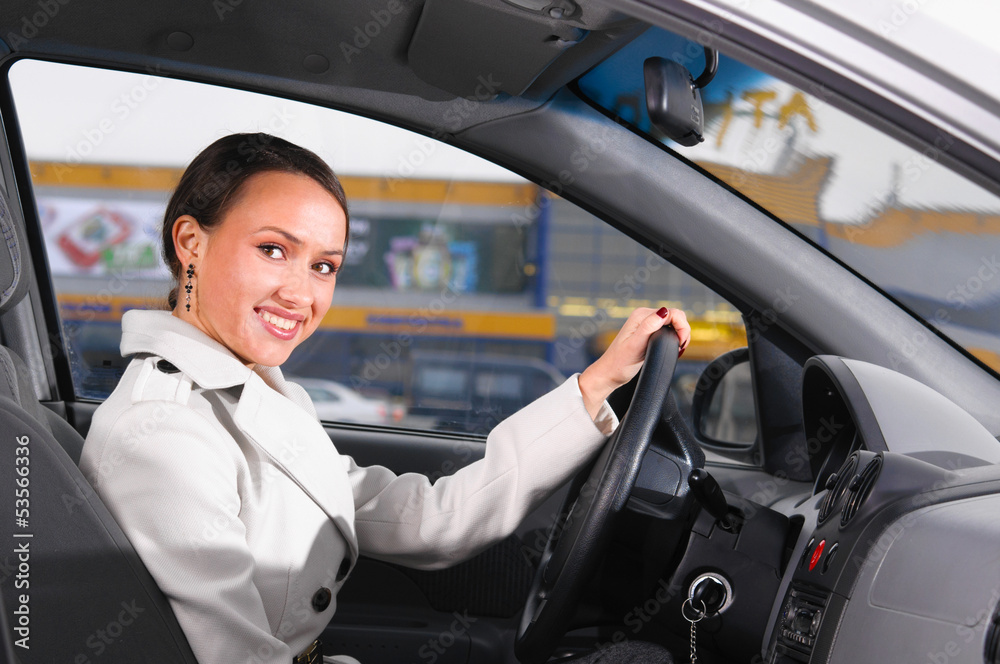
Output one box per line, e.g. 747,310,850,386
38,194,169,278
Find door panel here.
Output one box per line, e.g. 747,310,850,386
326,424,556,663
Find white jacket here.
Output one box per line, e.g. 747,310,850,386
80,309,617,664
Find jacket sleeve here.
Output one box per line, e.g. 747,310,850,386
80,400,292,664
347,374,618,569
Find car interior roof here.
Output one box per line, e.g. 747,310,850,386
0,0,646,134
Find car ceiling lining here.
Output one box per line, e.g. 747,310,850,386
0,0,643,135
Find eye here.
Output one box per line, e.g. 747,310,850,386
259,243,285,259
313,261,339,275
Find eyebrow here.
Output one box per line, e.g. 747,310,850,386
255,226,345,256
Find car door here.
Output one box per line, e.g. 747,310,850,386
1,56,775,663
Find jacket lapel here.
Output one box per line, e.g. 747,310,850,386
120,310,361,563
233,372,359,563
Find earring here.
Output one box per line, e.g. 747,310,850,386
185,263,194,311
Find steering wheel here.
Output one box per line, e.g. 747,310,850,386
514,326,705,664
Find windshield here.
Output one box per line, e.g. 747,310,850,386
578,28,1000,375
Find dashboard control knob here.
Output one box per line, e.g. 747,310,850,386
793,609,813,633
810,609,823,636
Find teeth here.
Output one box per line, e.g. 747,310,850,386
258,310,296,331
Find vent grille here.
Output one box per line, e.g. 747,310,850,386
841,456,882,526
818,454,858,525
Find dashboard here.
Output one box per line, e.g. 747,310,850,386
760,356,1000,663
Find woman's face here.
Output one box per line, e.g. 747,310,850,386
178,171,347,368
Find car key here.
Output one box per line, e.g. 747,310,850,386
682,598,707,663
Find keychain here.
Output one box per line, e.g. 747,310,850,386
681,598,707,664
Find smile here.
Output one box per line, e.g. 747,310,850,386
255,308,302,340
258,309,297,330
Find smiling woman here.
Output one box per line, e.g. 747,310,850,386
75,132,689,663
162,135,349,367
159,133,349,351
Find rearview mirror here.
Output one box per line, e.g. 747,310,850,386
643,47,718,146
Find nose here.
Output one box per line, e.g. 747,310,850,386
274,265,315,310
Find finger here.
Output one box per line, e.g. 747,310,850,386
669,309,692,349
640,307,670,337
654,307,688,343
622,307,656,337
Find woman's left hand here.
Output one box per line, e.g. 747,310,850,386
578,307,691,420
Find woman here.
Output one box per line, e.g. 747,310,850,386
79,133,691,664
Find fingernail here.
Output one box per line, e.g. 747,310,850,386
678,345,686,358
656,307,668,318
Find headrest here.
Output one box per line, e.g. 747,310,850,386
0,345,50,428
0,187,30,315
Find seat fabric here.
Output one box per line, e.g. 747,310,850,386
0,185,198,662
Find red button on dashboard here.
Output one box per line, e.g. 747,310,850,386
809,539,826,571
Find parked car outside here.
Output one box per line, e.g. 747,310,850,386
288,377,406,426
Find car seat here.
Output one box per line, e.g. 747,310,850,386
0,185,198,662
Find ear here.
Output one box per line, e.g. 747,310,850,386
172,215,206,266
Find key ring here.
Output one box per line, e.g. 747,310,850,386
682,597,707,623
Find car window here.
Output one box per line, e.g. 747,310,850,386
304,387,340,403
475,373,523,400
9,58,753,453
578,27,1000,377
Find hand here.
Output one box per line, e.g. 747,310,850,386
578,307,691,421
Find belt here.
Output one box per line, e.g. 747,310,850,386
293,639,322,664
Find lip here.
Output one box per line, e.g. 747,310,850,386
254,306,303,341
256,305,305,321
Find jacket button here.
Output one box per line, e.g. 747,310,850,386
311,587,332,612
336,558,351,582
156,359,179,373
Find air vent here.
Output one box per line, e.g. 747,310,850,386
818,454,858,524
841,456,882,526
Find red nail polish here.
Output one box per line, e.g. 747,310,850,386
656,307,668,318
679,345,686,358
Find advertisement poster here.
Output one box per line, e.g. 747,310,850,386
37,194,170,278
338,218,527,295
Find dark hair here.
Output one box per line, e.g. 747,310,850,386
161,132,350,309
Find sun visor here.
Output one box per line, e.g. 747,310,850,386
407,0,625,99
